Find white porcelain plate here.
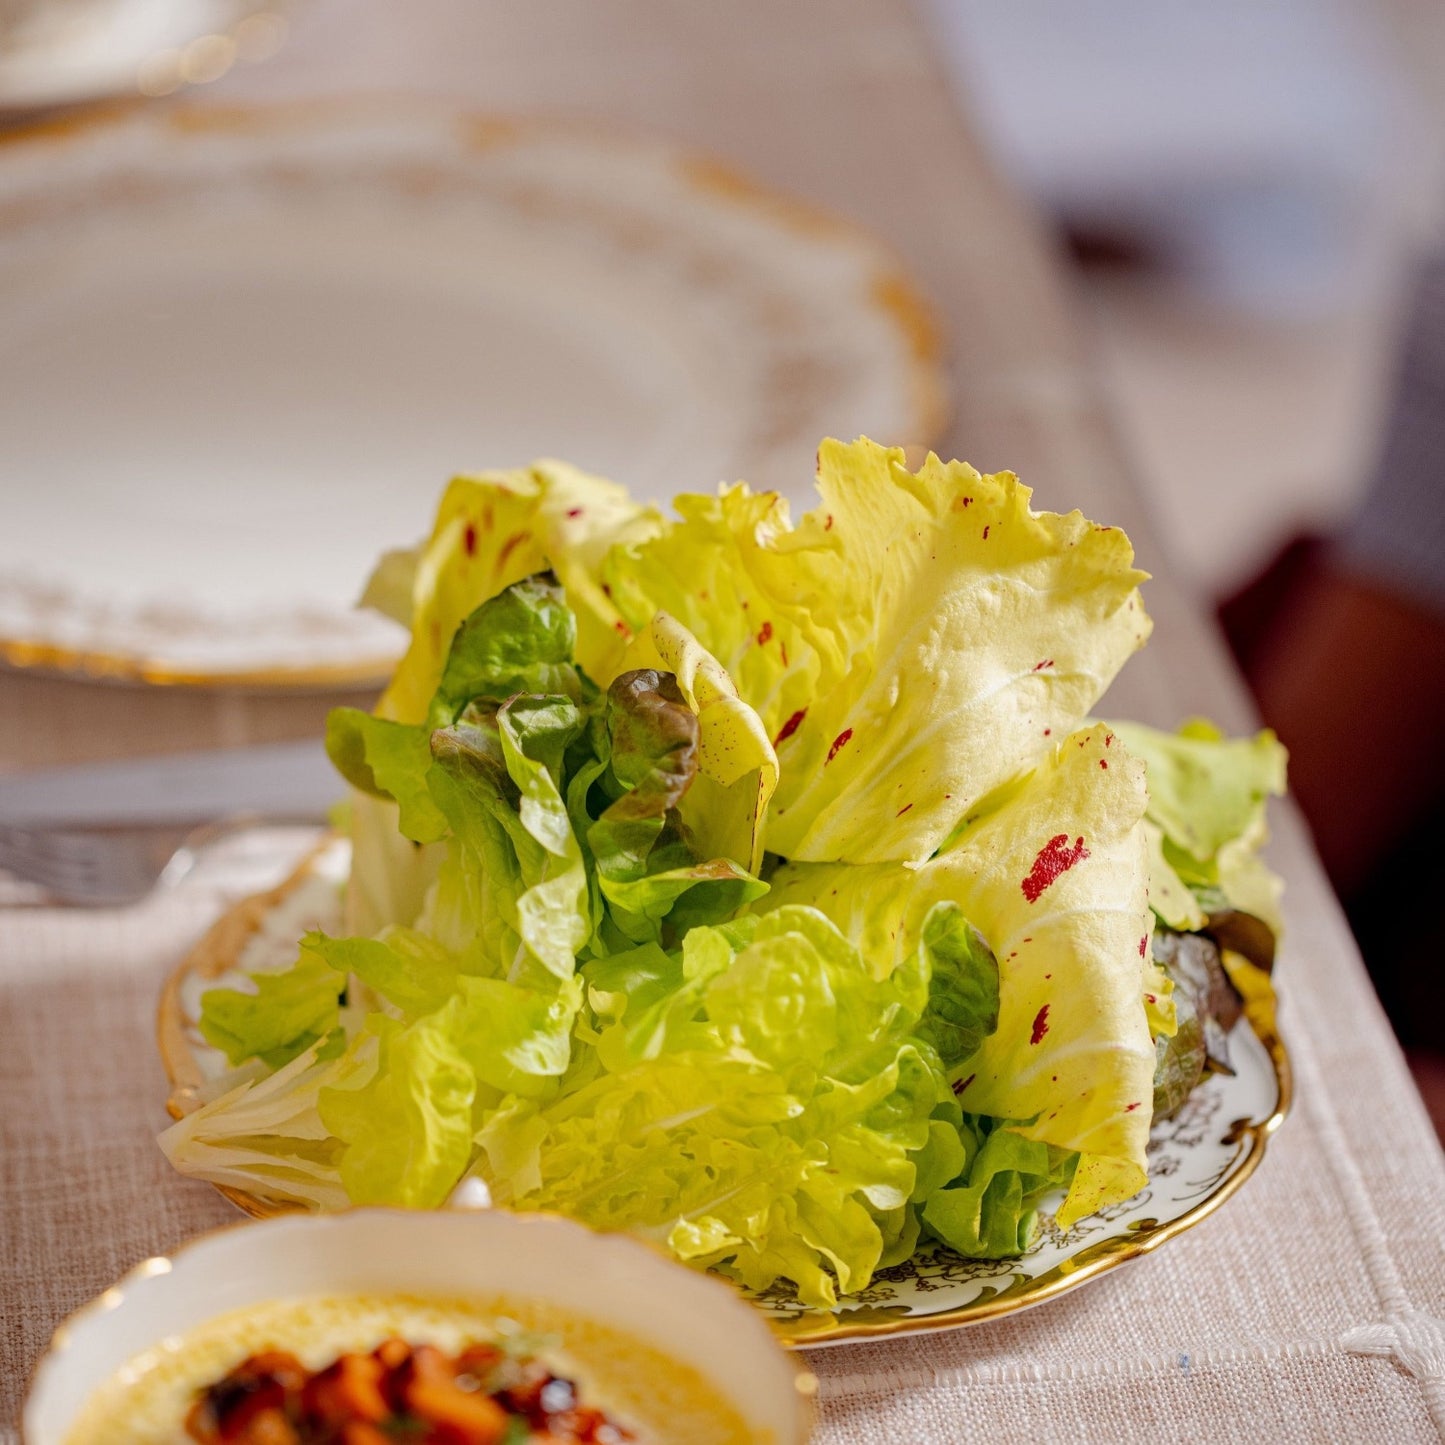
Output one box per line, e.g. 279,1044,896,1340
0,104,944,685
0,0,278,113
160,840,1291,1348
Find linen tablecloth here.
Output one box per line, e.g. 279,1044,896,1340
4,2,1444,1440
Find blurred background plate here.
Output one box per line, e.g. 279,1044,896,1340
0,0,285,113
0,103,945,687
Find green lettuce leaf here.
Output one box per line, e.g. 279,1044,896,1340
430,571,581,724
330,573,585,844
1110,718,1286,863
921,1122,1077,1258
643,612,778,875
199,946,345,1070
325,710,449,845
1139,820,1207,931
455,974,582,1099
304,929,460,1020
472,905,961,1308
430,694,588,985
318,1003,477,1209
1110,718,1287,933
911,901,1001,1071
584,665,767,943
338,572,592,927
587,669,699,885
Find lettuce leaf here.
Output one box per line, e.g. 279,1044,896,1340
158,1042,363,1212
430,695,588,985
375,464,662,726
1139,820,1207,931
911,902,1001,1071
587,669,699,887
922,1122,1077,1258
325,710,449,845
472,905,962,1308
1111,718,1287,933
336,571,594,930
644,612,778,875
319,1005,477,1209
456,975,583,1098
304,929,460,1020
342,789,443,937
764,723,1157,1228
603,438,1151,863
198,946,344,1070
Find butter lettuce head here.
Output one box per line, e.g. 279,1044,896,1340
160,438,1287,1305
602,438,1151,864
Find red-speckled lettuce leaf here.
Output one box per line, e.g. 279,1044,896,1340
764,723,1156,1228
601,438,1151,864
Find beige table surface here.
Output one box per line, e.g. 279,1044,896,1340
4,3,1444,1440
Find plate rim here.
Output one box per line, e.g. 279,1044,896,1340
0,97,949,691
157,840,1291,1347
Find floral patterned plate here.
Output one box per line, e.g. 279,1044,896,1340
158,839,1290,1348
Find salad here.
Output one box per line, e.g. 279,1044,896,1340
161,438,1286,1310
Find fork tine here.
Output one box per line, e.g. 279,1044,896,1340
0,826,98,899
0,829,29,882
0,823,178,906
0,827,69,893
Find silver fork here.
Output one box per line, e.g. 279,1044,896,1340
0,740,339,906
0,818,255,906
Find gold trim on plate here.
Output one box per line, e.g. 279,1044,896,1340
0,633,402,690
158,848,1292,1347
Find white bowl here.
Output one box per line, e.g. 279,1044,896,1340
24,1209,816,1443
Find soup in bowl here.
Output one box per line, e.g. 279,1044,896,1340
24,1210,815,1444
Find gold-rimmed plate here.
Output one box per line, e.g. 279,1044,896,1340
158,838,1291,1348
0,101,945,689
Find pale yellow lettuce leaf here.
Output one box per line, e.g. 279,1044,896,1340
1141,819,1207,931
344,791,442,935
1143,952,1177,1041
762,723,1156,1227
1110,718,1287,933
1109,718,1286,867
603,438,1151,863
645,612,778,875
376,462,663,724
1217,815,1286,937
602,484,838,744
